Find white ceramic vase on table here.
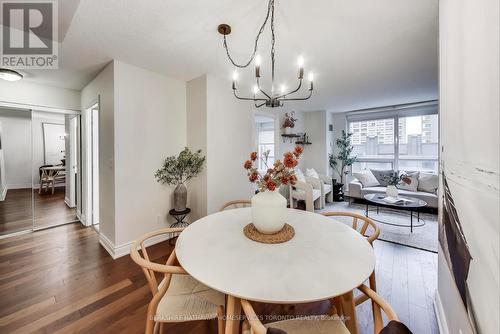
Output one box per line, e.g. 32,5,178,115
386,185,399,197
251,190,286,234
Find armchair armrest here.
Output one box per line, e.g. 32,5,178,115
347,180,363,198
289,181,315,212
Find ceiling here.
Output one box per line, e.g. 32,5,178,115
10,0,438,112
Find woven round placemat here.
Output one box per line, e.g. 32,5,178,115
243,223,295,244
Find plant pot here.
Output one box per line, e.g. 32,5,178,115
386,185,399,197
173,183,187,211
284,127,291,135
251,190,287,234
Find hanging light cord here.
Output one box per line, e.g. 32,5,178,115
222,0,276,73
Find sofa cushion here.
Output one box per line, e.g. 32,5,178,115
370,169,395,187
352,170,380,187
295,169,306,183
397,171,419,192
305,168,319,179
418,172,438,193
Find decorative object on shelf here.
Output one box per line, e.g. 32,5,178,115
218,0,314,108
281,133,301,143
0,68,23,81
243,146,303,234
381,172,412,198
328,130,357,184
155,148,206,211
282,112,297,134
295,132,312,145
243,222,295,244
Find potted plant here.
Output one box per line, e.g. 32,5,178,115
282,112,297,135
243,146,303,234
155,148,206,211
328,130,357,185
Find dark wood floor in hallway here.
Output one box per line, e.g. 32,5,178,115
0,223,438,334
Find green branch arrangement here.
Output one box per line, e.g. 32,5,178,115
155,148,206,186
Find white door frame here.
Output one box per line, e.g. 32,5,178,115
83,99,99,228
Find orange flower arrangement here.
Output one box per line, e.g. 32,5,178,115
243,145,303,192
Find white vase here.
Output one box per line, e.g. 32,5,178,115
251,190,287,234
386,185,399,197
284,127,291,134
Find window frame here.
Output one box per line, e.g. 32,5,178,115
346,103,439,173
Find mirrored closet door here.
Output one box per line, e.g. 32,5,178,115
0,107,33,236
0,107,81,237
32,111,80,230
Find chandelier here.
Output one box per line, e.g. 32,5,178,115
217,0,314,108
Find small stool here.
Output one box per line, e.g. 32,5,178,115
168,208,191,244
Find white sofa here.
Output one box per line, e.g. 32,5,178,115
347,180,438,209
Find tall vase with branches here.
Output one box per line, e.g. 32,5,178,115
155,148,206,211
328,130,357,185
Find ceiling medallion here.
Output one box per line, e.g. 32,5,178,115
218,0,314,108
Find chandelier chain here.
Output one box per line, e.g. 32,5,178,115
222,0,274,69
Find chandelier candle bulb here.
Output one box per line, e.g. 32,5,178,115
218,0,315,108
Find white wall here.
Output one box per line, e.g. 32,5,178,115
330,112,348,181
206,74,254,213
0,109,31,189
81,61,115,243
186,76,208,221
0,80,80,111
438,0,500,333
113,60,187,247
303,111,328,175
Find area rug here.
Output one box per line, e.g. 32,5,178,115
319,201,438,252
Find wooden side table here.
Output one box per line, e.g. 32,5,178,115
168,208,191,244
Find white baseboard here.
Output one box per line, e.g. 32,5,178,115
0,187,6,201
6,183,32,190
64,197,76,208
99,232,174,259
434,291,449,334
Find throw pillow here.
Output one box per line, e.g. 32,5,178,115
305,168,320,179
397,171,419,192
418,172,438,193
295,168,306,183
370,169,396,186
352,169,380,187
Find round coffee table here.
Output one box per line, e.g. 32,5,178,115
363,193,427,232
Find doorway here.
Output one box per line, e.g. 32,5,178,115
84,102,99,232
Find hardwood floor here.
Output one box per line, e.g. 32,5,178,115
0,223,438,334
0,188,77,235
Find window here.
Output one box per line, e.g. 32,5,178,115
255,116,276,171
398,114,439,172
348,108,438,173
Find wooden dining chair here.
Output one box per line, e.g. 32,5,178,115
130,228,226,334
241,284,412,334
322,211,380,307
219,200,252,211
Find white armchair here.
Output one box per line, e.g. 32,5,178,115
304,169,333,208
289,179,322,212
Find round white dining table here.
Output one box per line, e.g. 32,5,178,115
175,208,375,334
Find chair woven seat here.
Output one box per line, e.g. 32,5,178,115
243,315,350,334
155,274,225,323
